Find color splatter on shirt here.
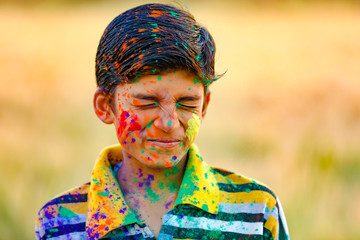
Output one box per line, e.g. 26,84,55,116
35,144,290,240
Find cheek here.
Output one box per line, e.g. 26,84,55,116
185,113,201,143
116,111,142,140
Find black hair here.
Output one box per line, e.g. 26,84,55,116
96,3,221,94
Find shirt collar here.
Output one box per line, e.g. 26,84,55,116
86,144,141,240
86,144,219,239
174,144,219,214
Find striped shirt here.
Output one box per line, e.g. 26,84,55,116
36,144,290,240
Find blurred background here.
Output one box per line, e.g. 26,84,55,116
1,0,360,239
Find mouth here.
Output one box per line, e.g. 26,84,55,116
147,138,181,148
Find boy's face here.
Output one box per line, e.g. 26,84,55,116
94,70,209,169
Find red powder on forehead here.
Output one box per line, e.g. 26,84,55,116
149,10,163,17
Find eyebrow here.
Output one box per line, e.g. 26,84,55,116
177,96,202,102
131,93,159,101
131,93,202,102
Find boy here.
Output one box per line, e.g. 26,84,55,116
36,3,290,240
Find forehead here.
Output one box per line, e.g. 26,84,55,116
115,70,204,96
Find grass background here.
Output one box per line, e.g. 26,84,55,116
1,0,360,239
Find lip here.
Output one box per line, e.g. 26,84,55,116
147,138,181,148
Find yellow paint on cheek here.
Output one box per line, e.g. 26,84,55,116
186,113,201,143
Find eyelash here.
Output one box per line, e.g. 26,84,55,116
138,103,196,109
177,103,196,109
138,103,158,108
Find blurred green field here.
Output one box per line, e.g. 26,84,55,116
1,0,360,239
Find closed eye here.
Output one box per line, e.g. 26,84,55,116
137,102,158,108
176,103,197,109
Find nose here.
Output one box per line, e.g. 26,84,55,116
153,102,180,132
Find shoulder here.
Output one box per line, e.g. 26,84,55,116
35,183,90,239
211,167,276,201
211,167,290,239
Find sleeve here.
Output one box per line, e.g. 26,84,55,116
263,197,290,240
35,204,55,240
35,214,45,240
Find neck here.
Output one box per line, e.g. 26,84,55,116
116,152,188,203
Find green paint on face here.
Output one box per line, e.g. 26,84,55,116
157,76,162,81
146,119,154,129
188,88,191,90
149,147,155,150
59,206,77,218
186,113,201,143
167,121,172,126
141,150,145,153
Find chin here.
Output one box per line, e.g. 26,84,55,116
142,157,182,169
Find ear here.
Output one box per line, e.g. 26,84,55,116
201,87,211,119
93,88,114,124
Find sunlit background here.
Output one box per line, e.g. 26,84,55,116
1,0,360,239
